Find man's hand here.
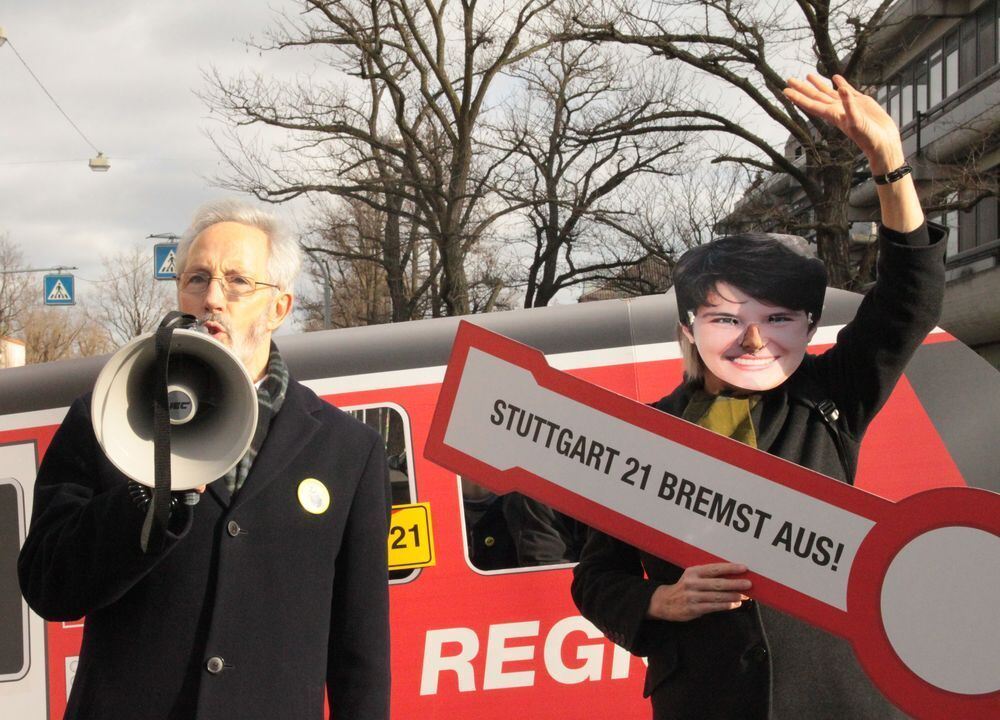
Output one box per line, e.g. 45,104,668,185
646,563,752,622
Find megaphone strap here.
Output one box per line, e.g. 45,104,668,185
140,318,186,554
158,311,198,331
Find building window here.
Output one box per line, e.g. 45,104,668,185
887,76,901,126
941,208,960,259
945,31,959,97
960,18,977,88
929,46,943,107
959,205,976,253
956,195,1000,255
977,195,999,248
915,56,929,114
901,65,914,125
979,1,998,75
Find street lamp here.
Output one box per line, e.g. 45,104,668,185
88,152,110,172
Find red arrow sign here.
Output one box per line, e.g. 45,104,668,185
426,321,1000,719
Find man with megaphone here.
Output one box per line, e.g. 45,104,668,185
18,200,391,720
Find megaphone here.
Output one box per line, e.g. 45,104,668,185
91,327,258,491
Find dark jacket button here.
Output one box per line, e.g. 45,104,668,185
206,656,225,674
227,520,241,537
749,645,768,663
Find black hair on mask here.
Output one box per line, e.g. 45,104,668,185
674,233,828,328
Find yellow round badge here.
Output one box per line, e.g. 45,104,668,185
297,478,330,515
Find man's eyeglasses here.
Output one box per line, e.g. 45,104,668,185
177,271,280,298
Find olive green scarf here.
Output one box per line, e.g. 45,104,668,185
682,390,761,448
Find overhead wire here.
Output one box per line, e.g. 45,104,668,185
3,36,103,155
0,159,91,166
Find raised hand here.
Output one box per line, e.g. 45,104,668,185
783,73,904,175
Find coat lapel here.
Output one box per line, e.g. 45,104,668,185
206,480,231,508
754,387,790,454
229,381,323,511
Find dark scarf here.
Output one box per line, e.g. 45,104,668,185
224,342,289,496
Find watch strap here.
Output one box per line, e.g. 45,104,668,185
873,163,913,185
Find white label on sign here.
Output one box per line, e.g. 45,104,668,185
444,349,876,611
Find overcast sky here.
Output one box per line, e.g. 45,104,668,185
2,0,315,311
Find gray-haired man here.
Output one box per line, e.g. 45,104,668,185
20,199,391,719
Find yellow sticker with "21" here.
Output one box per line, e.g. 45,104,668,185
388,503,435,570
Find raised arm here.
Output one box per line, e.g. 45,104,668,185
784,74,945,438
784,74,923,233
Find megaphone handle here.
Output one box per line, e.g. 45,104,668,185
140,320,179,554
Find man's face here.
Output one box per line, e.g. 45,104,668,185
178,221,291,379
681,282,815,394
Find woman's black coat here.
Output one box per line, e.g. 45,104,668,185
572,225,945,719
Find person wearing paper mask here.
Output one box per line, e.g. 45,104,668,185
572,75,945,719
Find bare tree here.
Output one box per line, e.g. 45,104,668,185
0,233,31,339
22,305,111,364
921,128,1000,215
297,197,516,327
654,161,760,252
465,238,520,313
564,0,904,287
93,246,174,346
74,315,116,358
205,0,558,315
576,163,754,299
299,197,440,327
488,42,690,306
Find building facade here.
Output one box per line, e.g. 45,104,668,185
721,0,999,367
870,0,999,367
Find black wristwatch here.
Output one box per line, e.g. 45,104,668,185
872,163,913,185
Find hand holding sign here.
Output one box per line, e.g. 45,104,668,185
426,322,1000,720
646,562,751,621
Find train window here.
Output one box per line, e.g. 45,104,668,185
0,479,28,682
346,404,419,583
459,479,588,573
461,478,519,572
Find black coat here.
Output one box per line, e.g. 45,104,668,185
572,225,945,720
19,379,391,720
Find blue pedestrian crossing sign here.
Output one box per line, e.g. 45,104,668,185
154,243,177,280
43,274,75,306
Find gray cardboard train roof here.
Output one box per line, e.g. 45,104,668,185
0,292,859,413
